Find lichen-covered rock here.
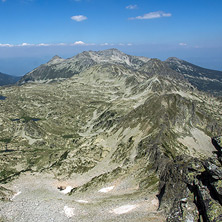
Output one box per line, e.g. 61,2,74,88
212,136,222,153
158,148,222,222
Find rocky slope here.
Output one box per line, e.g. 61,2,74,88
165,57,222,96
18,49,150,84
19,49,222,97
0,49,222,221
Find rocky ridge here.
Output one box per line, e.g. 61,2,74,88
165,57,222,96
18,49,150,84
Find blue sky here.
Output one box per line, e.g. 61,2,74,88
0,0,222,75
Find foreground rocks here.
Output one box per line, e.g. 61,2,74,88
158,137,222,222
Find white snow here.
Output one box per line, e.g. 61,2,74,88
98,186,115,193
61,186,72,194
64,206,75,218
76,199,89,203
10,191,21,200
110,204,137,215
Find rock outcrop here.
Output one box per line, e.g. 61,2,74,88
0,186,14,201
158,139,222,222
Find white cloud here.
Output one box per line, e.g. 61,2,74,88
0,43,13,47
129,11,172,20
37,43,51,46
0,42,133,48
2,0,7,2
72,41,86,45
57,43,67,46
100,43,109,46
179,43,187,46
19,43,33,46
126,5,137,10
71,15,87,22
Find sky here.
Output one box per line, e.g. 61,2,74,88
0,0,222,76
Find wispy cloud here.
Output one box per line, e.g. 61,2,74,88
71,15,87,22
37,43,51,46
0,42,133,47
19,43,32,46
0,43,13,47
129,11,172,20
126,5,137,10
1,0,7,2
179,43,187,46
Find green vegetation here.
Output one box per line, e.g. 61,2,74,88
139,174,159,189
0,138,11,144
21,116,41,122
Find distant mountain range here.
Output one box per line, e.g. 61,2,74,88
17,49,222,96
0,72,21,86
165,57,222,96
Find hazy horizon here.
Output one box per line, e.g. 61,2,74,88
0,0,222,76
0,45,222,76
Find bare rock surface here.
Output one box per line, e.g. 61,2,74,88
0,173,165,222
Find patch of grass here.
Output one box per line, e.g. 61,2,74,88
0,138,11,143
162,142,176,159
139,174,159,190
0,168,18,182
62,134,74,139
21,116,41,123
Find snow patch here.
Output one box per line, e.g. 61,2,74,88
10,191,21,200
76,199,89,203
110,204,137,215
98,186,115,193
64,206,75,218
61,186,72,194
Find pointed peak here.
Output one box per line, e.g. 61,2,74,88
47,55,64,64
51,55,62,60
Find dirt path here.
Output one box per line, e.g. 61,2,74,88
0,173,165,222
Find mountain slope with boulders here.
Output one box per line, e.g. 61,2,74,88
19,49,222,97
0,49,222,221
18,49,150,84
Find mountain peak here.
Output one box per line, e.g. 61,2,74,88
166,57,182,62
47,55,64,65
51,55,62,60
